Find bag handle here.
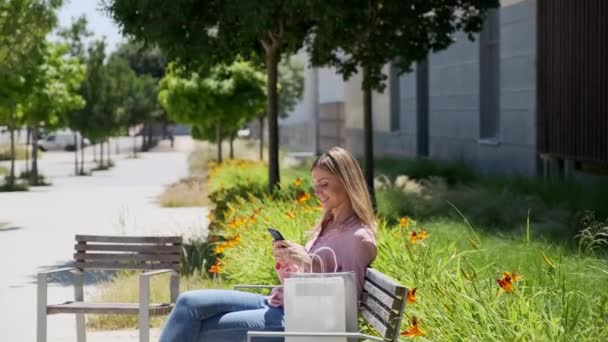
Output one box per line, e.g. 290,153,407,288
309,246,338,274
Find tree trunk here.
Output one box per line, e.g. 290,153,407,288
25,127,30,174
216,122,223,163
73,132,79,176
106,139,111,166
141,123,147,151
133,134,137,158
100,142,104,168
258,116,265,161
7,115,15,187
362,64,376,209
93,143,97,162
265,44,281,191
80,136,85,175
229,132,235,159
31,125,39,184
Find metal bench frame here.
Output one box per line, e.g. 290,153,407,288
235,267,408,342
36,235,182,342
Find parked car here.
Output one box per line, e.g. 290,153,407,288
38,131,89,151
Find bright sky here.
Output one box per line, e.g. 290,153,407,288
55,0,124,52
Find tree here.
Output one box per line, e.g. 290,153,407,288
307,0,499,206
104,0,314,191
22,42,85,184
58,15,92,175
159,61,266,162
0,0,63,188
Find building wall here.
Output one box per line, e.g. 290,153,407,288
345,0,538,176
278,51,346,152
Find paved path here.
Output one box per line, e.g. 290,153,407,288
0,137,207,341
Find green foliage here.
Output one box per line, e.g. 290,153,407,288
159,61,266,142
203,160,608,340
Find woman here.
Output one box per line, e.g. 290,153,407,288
159,147,377,342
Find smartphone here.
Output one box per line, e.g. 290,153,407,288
267,227,285,241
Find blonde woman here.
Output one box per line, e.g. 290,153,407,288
160,147,377,342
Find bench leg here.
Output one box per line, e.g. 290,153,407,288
37,274,47,342
139,276,150,342
74,270,86,342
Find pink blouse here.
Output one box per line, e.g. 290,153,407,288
267,215,377,307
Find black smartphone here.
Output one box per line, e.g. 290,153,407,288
267,227,285,241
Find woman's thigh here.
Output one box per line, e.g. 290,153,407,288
198,305,284,342
177,289,268,320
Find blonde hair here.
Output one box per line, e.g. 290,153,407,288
311,147,376,234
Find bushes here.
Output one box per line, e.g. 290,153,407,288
202,159,608,340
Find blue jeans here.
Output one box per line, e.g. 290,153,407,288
159,289,284,342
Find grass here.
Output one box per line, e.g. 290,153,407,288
87,272,233,330
158,176,207,207
91,152,608,339
0,144,41,161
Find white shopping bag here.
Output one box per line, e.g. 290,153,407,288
283,247,358,342
284,275,346,342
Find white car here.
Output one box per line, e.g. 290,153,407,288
38,132,89,151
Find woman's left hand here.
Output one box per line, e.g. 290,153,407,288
273,240,311,267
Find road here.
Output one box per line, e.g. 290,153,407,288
0,137,208,341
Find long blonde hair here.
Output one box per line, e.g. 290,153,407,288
311,147,376,234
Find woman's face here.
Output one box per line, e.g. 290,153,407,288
311,167,350,212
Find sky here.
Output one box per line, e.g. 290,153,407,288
55,0,124,52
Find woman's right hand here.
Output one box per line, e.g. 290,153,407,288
272,240,311,268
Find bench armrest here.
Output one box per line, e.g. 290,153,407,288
38,267,77,276
234,284,281,291
247,331,385,342
139,269,179,342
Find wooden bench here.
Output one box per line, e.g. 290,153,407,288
37,235,182,342
235,267,407,341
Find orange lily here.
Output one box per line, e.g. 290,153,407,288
285,211,296,220
496,271,523,293
407,287,417,304
410,229,430,243
294,178,302,186
400,217,410,228
401,316,425,337
297,192,311,203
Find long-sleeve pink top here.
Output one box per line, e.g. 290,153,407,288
267,214,377,307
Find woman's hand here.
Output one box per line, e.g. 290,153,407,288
273,240,311,268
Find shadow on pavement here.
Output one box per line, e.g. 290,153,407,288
0,226,23,232
29,261,117,287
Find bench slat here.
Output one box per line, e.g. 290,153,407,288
73,253,181,262
363,281,402,311
74,244,182,254
47,302,174,315
365,268,406,298
361,306,394,338
361,293,398,325
74,261,179,270
75,235,182,244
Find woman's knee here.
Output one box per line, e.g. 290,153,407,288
175,290,202,309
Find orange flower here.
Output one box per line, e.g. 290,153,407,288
400,217,410,228
213,245,225,254
294,178,302,186
296,192,311,203
410,229,430,243
249,213,257,224
401,316,425,337
285,211,296,220
407,287,417,304
209,259,223,274
496,271,523,293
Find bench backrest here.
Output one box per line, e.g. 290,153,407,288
73,235,182,271
360,268,407,341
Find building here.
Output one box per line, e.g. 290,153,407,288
279,0,608,179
